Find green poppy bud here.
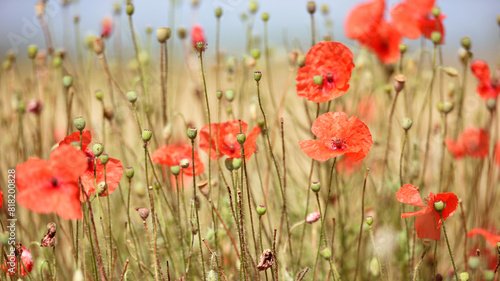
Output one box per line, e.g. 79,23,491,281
254,71,262,82
256,204,267,216
142,129,153,142
125,167,135,179
100,154,109,165
73,116,86,131
93,143,104,157
311,181,321,193
237,133,246,144
232,158,242,170
366,216,373,226
170,165,180,176
187,127,198,140
126,91,138,103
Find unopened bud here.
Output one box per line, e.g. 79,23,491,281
28,45,38,59
431,6,440,18
313,75,323,86
261,12,269,22
320,247,331,260
216,90,223,100
256,205,267,216
254,71,262,82
170,165,180,176
306,211,321,223
215,7,222,18
431,31,441,45
461,37,471,51
95,90,104,101
366,216,373,226
297,54,306,67
484,270,495,281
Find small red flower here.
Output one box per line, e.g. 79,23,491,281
151,144,205,176
16,145,87,219
60,130,123,200
199,120,261,161
3,246,34,276
445,127,489,159
471,60,500,100
299,112,373,162
390,0,445,43
101,16,113,38
296,42,355,103
467,228,500,248
397,184,458,241
191,25,206,51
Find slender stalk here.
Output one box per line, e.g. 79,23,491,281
354,169,370,281
144,142,160,281
191,138,207,281
160,42,168,127
412,249,427,281
440,213,459,280
128,13,149,103
382,88,402,179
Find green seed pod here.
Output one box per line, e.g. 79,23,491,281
313,75,323,86
461,36,471,51
225,89,235,102
63,75,73,88
459,272,469,281
28,45,38,59
254,71,262,82
256,205,267,216
311,181,321,193
399,44,407,54
100,154,109,165
126,91,138,103
433,200,444,212
92,143,104,157
215,7,222,18
142,129,153,142
261,12,269,22
365,216,373,226
248,1,258,14
402,118,413,131
237,133,246,144
126,3,134,16
125,167,135,179
232,158,242,170
320,247,331,260
170,165,180,176
95,90,104,101
216,90,223,100
187,127,198,140
180,159,190,169
73,116,86,131
431,31,441,45
251,49,261,60
224,158,234,171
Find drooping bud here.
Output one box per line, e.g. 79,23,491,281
187,127,198,140
306,211,321,223
73,116,86,131
142,129,153,142
92,143,104,157
136,207,149,220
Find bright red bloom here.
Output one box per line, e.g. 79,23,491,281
390,0,445,43
345,0,385,40
445,127,489,159
397,184,458,241
101,16,113,38
296,42,355,103
151,144,205,176
60,130,123,200
345,0,402,64
16,145,87,219
191,25,206,51
299,112,373,162
467,228,500,248
3,246,33,276
471,60,500,100
199,120,261,161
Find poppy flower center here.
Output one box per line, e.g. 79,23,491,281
84,149,95,172
50,177,60,188
223,143,237,154
330,138,347,150
326,72,334,82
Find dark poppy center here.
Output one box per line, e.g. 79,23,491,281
330,138,347,150
84,148,95,172
50,177,59,188
327,72,334,83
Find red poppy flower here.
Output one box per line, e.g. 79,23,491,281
397,184,458,241
101,16,113,38
467,228,500,248
60,130,123,200
15,145,87,219
299,112,373,162
471,60,500,100
151,144,205,176
445,127,489,159
345,0,385,40
359,20,402,64
199,120,261,161
390,0,445,43
3,246,33,276
191,25,206,51
296,42,355,103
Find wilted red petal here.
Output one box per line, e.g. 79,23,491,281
199,123,219,160
471,60,492,83
468,228,500,248
396,184,426,207
445,137,465,159
101,16,113,38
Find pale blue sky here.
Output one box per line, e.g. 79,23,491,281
0,0,499,64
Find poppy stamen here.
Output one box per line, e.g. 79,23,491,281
327,72,334,83
50,177,59,187
331,138,347,150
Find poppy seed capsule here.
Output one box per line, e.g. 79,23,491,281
170,165,180,176
95,90,104,101
187,127,198,140
136,207,149,220
307,1,316,14
394,75,406,93
126,3,134,16
100,154,109,165
254,71,262,82
215,7,222,18
365,216,373,226
63,75,73,88
197,179,210,199
28,45,38,59
468,256,480,270
92,143,104,157
177,27,187,39
225,89,235,101
237,133,246,144
196,41,205,52
126,91,138,103
156,27,171,43
256,205,267,216
232,158,242,170
484,270,495,281
321,4,329,15
459,272,469,281
216,90,223,100
313,75,323,86
437,101,454,114
142,129,153,142
399,44,407,54
73,116,86,131
125,167,134,179
320,247,331,260
261,12,269,22
486,98,496,112
180,159,190,169
433,200,444,212
460,37,471,51
402,117,413,131
96,182,107,196
431,6,440,17
431,31,441,45
248,1,258,14
311,181,320,192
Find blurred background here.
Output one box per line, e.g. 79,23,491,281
0,0,499,67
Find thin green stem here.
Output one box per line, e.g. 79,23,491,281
440,213,459,280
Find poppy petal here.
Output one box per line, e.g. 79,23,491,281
59,130,92,150
434,192,459,221
299,140,344,162
345,0,385,39
467,228,500,248
396,184,426,207
49,145,88,182
415,210,441,241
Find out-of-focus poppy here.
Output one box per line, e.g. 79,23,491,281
468,228,500,248
16,145,87,219
471,60,500,101
445,127,489,159
101,16,113,38
151,144,205,176
3,246,34,276
296,42,355,103
397,184,458,241
191,25,206,51
299,111,373,162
